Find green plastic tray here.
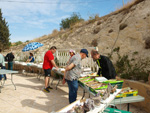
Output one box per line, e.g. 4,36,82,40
103,107,132,113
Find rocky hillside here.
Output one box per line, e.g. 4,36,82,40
3,0,150,64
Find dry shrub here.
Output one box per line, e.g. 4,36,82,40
91,39,98,47
108,29,113,33
88,14,100,24
51,29,59,36
97,21,102,25
95,14,100,21
70,20,84,29
119,23,128,30
31,35,48,42
93,27,101,34
145,37,150,49
114,0,144,15
75,0,144,29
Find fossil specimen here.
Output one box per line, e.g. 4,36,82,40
74,105,84,113
83,99,94,112
102,83,113,100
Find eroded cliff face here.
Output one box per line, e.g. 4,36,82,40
4,0,150,63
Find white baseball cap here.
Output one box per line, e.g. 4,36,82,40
69,49,75,53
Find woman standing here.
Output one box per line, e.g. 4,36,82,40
67,49,75,65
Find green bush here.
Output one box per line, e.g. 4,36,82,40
60,12,84,29
113,47,150,82
14,41,23,46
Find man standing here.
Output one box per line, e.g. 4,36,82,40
62,49,88,103
0,49,7,80
5,52,15,70
43,46,58,93
91,49,116,80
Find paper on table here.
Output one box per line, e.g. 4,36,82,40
80,74,87,77
95,77,108,82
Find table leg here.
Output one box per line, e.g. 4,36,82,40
81,90,85,99
11,74,16,90
0,81,1,93
127,103,130,111
0,79,5,93
37,69,40,80
56,75,62,90
51,78,54,85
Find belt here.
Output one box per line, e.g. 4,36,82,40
72,78,77,81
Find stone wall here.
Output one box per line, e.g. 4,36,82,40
123,80,150,113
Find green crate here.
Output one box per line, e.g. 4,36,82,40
102,80,124,89
89,87,97,95
79,76,90,81
103,107,132,113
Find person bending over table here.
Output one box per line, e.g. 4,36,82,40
91,49,116,79
43,46,59,93
62,49,89,104
26,53,34,62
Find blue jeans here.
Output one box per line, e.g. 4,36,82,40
66,79,78,104
0,66,7,80
8,62,13,70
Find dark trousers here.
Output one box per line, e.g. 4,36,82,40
8,62,13,70
66,79,78,104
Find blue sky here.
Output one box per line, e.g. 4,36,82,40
0,0,131,42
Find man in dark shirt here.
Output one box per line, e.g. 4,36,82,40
91,50,116,80
5,52,15,70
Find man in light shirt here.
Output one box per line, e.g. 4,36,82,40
62,49,89,103
0,49,7,80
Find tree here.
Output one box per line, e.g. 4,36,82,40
60,12,84,29
0,9,10,50
14,41,22,46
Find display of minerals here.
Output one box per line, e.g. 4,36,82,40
67,94,102,113
79,76,118,96
116,87,138,98
66,83,118,113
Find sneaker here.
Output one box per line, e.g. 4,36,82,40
47,86,53,89
43,88,50,93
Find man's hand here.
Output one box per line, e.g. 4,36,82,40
55,67,59,71
62,78,66,85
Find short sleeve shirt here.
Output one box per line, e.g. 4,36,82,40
65,53,82,81
29,56,34,62
43,50,54,69
0,54,5,66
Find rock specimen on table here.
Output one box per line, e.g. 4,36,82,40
74,105,84,113
92,91,101,106
83,99,94,112
111,85,118,93
67,104,84,113
67,109,74,113
102,83,113,100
